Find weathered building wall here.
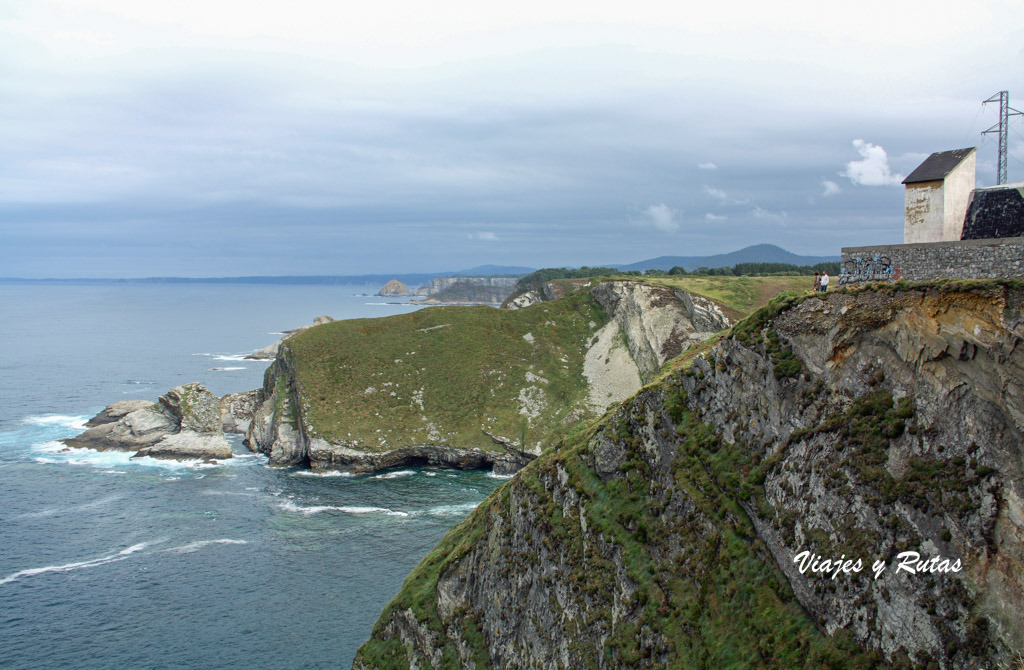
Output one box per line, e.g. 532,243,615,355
943,151,976,240
840,236,1024,283
904,181,943,243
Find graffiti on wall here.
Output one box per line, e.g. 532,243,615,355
838,255,902,285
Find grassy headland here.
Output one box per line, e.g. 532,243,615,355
286,290,608,453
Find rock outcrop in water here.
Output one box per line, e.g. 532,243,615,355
377,279,411,297
64,383,260,461
353,281,1024,669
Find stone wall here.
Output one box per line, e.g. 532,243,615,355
962,184,1024,240
840,236,1024,284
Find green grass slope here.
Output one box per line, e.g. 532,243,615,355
286,290,608,453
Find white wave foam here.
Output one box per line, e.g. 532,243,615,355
373,470,416,479
22,415,89,431
32,442,229,471
191,353,212,357
213,354,248,361
277,500,408,517
487,472,515,480
164,539,248,554
426,502,480,516
0,543,150,586
210,367,246,371
293,470,352,478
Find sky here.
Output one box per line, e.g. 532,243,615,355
2,0,1023,277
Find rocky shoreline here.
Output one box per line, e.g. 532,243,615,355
62,383,261,461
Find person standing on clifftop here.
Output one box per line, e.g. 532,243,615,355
812,272,821,292
820,272,830,292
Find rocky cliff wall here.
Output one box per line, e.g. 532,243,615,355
353,281,1024,669
413,276,520,297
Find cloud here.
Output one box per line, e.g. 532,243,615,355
703,185,728,201
698,162,717,170
639,203,680,234
468,231,499,241
752,206,788,225
842,139,905,186
821,180,840,196
705,213,727,221
702,185,748,206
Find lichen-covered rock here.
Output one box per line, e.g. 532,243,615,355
63,382,234,461
160,383,222,433
220,389,263,434
83,400,155,427
135,432,232,461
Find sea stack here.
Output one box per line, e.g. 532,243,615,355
377,279,411,297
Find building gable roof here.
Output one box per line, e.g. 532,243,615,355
902,147,976,184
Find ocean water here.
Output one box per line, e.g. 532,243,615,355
0,283,507,669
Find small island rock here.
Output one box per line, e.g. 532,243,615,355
63,383,233,461
377,279,411,297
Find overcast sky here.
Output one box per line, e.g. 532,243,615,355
2,0,1023,277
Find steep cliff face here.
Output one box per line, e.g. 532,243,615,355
413,276,520,297
353,281,1024,669
591,281,730,382
244,281,729,474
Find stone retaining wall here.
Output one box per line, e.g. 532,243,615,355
839,237,1024,284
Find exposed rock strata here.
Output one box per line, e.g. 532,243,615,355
412,276,519,297
590,280,730,382
502,279,592,310
64,383,241,461
354,282,1024,669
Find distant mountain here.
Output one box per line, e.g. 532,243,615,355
455,265,536,277
611,244,839,272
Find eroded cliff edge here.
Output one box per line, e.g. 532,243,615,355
353,281,1024,669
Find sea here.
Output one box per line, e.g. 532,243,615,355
0,283,508,669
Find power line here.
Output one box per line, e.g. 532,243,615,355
982,91,1024,184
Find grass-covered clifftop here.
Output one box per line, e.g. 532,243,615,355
285,290,607,454
506,274,811,322
353,280,1024,669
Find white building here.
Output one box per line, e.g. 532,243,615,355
902,147,976,243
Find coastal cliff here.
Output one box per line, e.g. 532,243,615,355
352,281,1024,668
244,281,729,473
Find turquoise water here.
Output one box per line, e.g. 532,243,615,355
0,283,506,669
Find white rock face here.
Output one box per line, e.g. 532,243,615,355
505,290,543,310
584,320,643,413
590,281,731,382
